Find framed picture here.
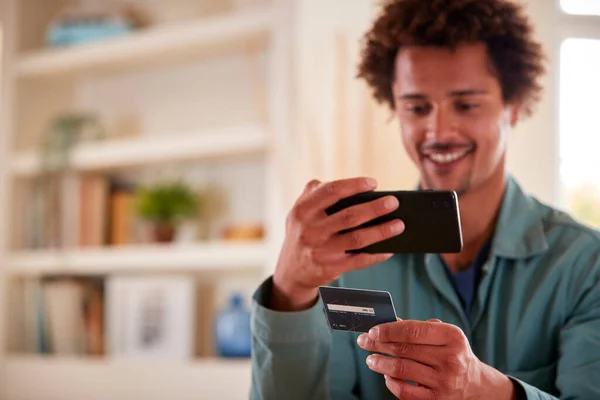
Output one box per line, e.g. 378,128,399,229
106,275,194,360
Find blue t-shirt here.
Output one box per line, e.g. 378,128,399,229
441,237,493,318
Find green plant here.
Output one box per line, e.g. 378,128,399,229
41,112,105,173
135,181,198,226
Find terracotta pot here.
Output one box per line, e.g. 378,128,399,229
153,222,175,243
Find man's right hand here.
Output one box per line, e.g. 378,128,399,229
270,177,405,312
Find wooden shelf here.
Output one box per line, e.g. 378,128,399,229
10,125,268,176
15,7,273,78
6,241,269,275
2,356,251,400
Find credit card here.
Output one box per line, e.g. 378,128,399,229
318,286,397,333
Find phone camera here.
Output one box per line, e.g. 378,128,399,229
431,200,439,209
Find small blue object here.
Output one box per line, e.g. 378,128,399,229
46,20,132,47
215,293,252,358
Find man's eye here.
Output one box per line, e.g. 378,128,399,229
405,104,431,115
456,102,479,112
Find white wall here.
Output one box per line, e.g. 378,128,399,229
508,0,561,207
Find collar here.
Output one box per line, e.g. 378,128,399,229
417,175,548,260
489,175,548,259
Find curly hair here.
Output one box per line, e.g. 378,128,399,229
357,0,546,118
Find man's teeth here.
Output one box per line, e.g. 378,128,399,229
428,150,470,164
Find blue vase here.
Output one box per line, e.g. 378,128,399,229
215,293,251,358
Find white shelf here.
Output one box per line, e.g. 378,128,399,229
15,7,274,78
6,241,268,275
10,125,268,176
1,356,251,400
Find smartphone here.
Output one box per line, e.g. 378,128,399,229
324,190,463,254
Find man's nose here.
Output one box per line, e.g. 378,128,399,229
426,106,459,141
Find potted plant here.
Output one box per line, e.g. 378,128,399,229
135,181,198,243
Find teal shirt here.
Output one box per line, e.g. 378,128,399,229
250,176,600,399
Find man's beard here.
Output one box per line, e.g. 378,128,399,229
421,168,472,196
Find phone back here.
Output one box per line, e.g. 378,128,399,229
325,190,463,254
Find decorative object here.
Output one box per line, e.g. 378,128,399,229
106,275,194,360
214,293,251,358
40,112,105,173
195,184,227,240
46,3,150,47
134,181,199,243
222,223,264,241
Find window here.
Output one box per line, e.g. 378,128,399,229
559,7,600,228
560,0,600,16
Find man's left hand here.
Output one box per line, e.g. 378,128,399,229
356,319,518,400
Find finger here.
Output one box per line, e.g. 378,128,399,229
325,252,394,275
314,195,399,236
384,375,432,400
368,320,465,346
323,219,405,252
305,179,322,192
366,354,438,389
297,177,378,220
310,247,349,265
295,179,322,203
357,334,441,368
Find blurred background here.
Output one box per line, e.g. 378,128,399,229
0,0,597,399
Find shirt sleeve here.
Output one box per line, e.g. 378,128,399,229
249,276,360,400
508,377,559,400
554,253,600,399
509,252,600,400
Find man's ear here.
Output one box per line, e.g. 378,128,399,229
509,102,523,127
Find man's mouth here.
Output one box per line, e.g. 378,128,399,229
425,147,473,164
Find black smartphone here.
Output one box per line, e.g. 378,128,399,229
324,190,463,254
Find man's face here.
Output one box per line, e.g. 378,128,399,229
392,43,518,195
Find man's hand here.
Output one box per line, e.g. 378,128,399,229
357,319,518,400
270,178,405,311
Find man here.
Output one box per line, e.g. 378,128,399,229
250,0,600,399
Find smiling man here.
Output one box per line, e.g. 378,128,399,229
250,1,600,399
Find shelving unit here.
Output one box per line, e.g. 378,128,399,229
3,355,252,400
10,125,268,176
6,241,269,276
0,0,294,399
15,6,273,78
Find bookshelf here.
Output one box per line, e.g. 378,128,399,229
3,356,252,400
15,7,273,78
10,125,268,176
0,0,293,399
6,242,269,276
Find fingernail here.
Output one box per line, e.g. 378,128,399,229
365,178,377,188
366,355,375,367
368,327,379,340
357,334,366,346
384,375,390,382
390,220,404,234
384,196,399,209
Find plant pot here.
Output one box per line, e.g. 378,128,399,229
152,222,176,243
